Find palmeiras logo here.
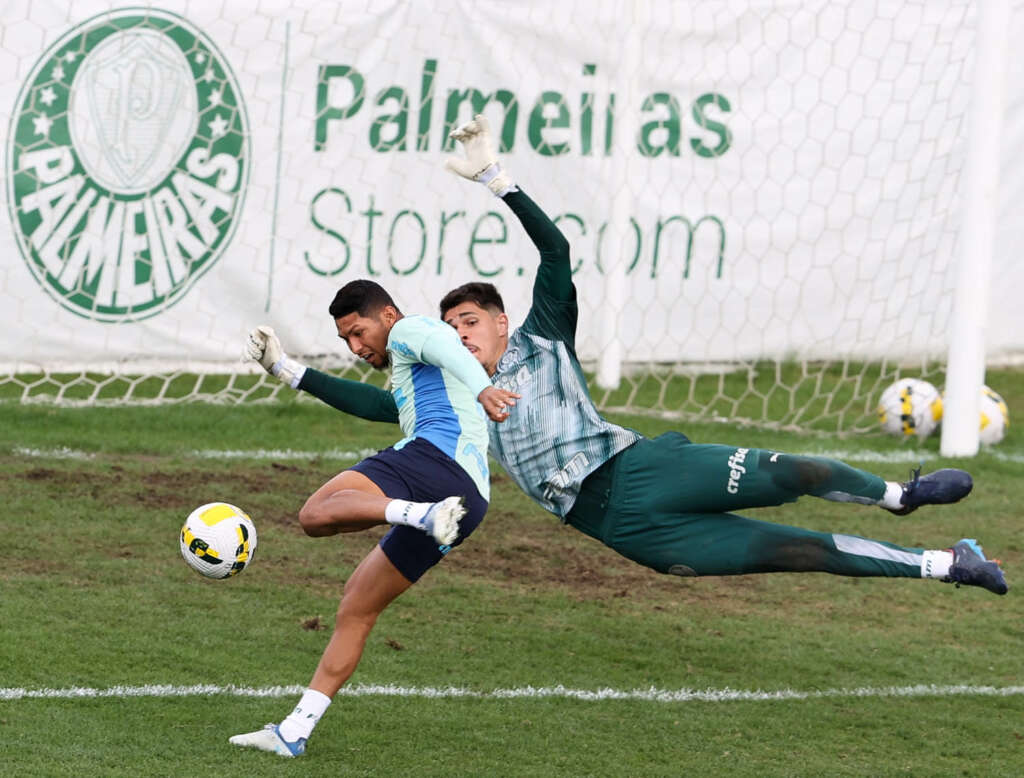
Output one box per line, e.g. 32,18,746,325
5,8,250,322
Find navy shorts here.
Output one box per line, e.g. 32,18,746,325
350,437,488,583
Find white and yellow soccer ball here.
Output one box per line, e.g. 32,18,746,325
180,502,258,579
978,385,1010,445
877,378,942,440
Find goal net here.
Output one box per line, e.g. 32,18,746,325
1,0,1008,434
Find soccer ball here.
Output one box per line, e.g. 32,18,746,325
179,502,258,579
935,384,1010,446
978,385,1010,445
877,378,942,440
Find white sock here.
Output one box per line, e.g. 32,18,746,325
878,481,905,510
385,499,432,530
920,549,953,580
278,689,331,742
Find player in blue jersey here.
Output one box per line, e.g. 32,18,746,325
230,279,518,757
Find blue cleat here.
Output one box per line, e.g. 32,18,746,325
945,539,1008,595
888,467,973,516
229,723,306,757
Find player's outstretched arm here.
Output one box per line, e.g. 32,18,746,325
243,326,399,423
445,114,572,302
299,369,399,423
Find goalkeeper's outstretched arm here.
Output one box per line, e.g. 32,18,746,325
299,369,399,423
502,190,573,305
243,326,399,423
446,114,573,303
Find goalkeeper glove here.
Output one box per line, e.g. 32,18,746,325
444,113,518,197
243,325,306,389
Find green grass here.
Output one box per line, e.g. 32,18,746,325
1,377,1023,776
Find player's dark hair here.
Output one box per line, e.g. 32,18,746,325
329,280,401,319
439,282,505,317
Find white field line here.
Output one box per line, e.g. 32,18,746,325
1,682,1022,703
11,446,1024,464
189,448,379,461
11,447,377,461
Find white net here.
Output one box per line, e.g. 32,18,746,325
0,0,1006,432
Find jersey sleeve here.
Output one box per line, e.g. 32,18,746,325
297,368,399,423
501,189,579,348
389,316,491,397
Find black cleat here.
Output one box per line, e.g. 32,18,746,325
945,539,1008,595
888,467,973,516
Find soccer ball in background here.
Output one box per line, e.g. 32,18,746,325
877,378,942,440
978,385,1010,445
933,384,1011,446
180,502,258,579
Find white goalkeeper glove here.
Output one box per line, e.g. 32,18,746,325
444,113,518,197
243,325,306,389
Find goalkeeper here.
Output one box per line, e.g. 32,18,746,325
253,115,1006,599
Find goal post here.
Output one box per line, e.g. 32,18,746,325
940,0,1011,457
2,1,1021,442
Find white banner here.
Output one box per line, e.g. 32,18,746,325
2,0,1021,370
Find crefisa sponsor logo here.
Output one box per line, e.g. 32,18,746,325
726,447,749,494
6,8,250,322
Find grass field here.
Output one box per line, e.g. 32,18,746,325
2,368,1023,776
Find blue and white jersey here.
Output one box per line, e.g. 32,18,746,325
388,315,492,501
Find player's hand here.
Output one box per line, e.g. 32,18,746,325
243,325,282,373
243,325,306,389
478,385,520,423
445,114,517,196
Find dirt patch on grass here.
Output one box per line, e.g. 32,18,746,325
5,455,322,511
5,455,781,608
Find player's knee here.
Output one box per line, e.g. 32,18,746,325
298,500,330,536
784,458,832,492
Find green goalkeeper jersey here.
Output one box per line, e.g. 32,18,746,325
487,190,640,517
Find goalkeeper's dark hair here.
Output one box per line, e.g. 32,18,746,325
329,280,401,319
439,282,505,317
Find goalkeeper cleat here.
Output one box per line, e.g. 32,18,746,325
422,496,465,546
229,724,306,757
888,467,973,516
945,539,1008,595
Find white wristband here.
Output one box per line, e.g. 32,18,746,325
477,163,517,197
272,355,307,389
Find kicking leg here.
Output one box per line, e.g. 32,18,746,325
300,469,463,544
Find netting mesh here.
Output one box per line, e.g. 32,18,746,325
1,1,980,433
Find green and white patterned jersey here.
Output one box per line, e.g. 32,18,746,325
486,192,640,518
490,327,639,517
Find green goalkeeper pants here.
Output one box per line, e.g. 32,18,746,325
565,432,924,578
